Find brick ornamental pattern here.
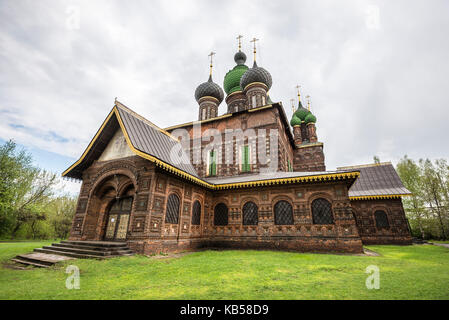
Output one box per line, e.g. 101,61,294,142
69,155,390,255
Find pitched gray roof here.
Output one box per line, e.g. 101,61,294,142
63,101,200,180
338,163,411,198
116,103,199,178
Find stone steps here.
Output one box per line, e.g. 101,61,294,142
12,257,52,268
11,240,134,268
42,245,131,256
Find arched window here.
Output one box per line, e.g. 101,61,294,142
243,201,258,225
312,198,334,224
214,203,228,226
165,194,180,224
192,200,201,225
375,210,390,229
274,200,294,225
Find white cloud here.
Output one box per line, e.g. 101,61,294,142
0,0,448,181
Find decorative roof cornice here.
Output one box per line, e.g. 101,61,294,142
349,194,411,201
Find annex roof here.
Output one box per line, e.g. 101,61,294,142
337,162,411,200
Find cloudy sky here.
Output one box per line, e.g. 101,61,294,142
1,0,448,194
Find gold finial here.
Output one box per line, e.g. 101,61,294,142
290,98,295,113
295,85,301,102
306,95,311,111
208,51,216,76
250,37,259,61
236,35,243,51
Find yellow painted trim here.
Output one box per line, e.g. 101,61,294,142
214,171,360,190
198,96,219,103
248,104,272,112
243,82,268,92
338,162,392,170
226,90,244,99
62,108,116,177
115,101,178,142
165,104,276,131
349,194,411,201
113,107,213,189
297,142,324,149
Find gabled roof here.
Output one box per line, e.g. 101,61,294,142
337,162,411,200
62,101,206,186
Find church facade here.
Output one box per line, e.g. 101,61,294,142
63,42,412,254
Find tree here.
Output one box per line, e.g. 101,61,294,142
397,156,427,238
419,159,448,240
47,195,77,239
0,140,58,238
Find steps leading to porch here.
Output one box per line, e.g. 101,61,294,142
11,240,134,268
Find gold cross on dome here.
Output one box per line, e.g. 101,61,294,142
236,35,243,51
208,51,216,75
295,85,301,102
250,37,259,60
290,98,295,113
306,95,311,111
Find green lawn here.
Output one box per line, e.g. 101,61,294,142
1,241,448,300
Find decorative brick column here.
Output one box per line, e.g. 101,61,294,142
293,125,302,145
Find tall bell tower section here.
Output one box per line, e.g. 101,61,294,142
290,88,325,171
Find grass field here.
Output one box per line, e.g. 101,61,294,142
0,241,448,300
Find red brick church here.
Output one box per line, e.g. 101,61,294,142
63,40,412,254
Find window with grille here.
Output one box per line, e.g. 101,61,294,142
375,210,390,229
243,201,258,225
312,198,334,224
241,145,251,172
214,203,228,226
274,200,294,225
165,194,180,224
192,200,201,225
208,150,217,176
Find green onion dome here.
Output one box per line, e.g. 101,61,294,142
294,101,310,121
304,112,317,124
290,114,302,126
223,64,249,95
240,61,273,91
195,75,224,103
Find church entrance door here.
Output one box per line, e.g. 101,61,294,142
104,197,133,241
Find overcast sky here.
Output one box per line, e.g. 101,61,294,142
1,0,448,194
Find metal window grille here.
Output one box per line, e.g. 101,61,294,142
214,203,228,226
243,201,258,225
312,198,334,224
375,210,390,229
192,200,201,225
274,201,294,225
165,194,180,224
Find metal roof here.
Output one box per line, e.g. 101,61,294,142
115,102,199,178
63,101,200,180
338,163,411,198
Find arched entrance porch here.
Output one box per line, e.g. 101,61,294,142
83,173,136,241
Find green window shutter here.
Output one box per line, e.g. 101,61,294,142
209,151,216,176
288,159,292,172
242,145,250,172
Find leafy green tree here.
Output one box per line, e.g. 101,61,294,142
0,140,58,238
47,195,77,239
419,159,448,239
397,156,427,238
